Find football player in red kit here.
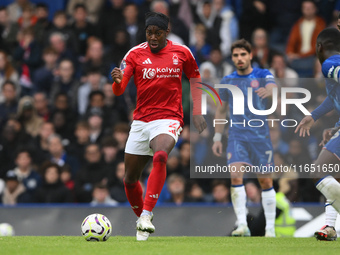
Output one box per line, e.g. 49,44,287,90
111,12,206,241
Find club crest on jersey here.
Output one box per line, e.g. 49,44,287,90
142,68,156,79
250,80,259,88
120,60,126,73
173,54,179,65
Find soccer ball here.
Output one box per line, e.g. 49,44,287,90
0,223,15,236
81,214,112,241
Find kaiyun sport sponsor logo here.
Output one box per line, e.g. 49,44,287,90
142,67,181,79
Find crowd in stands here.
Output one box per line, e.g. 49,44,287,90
0,0,339,206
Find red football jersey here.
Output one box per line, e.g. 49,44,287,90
121,40,200,126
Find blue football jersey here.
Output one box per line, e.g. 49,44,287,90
322,55,340,116
219,68,276,141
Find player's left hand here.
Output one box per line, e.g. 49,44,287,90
193,115,207,134
255,87,271,99
294,116,315,137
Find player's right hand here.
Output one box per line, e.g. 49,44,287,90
319,127,340,146
111,67,123,84
212,141,223,157
294,116,315,137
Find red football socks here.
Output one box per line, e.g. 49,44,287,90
144,151,168,212
124,180,143,217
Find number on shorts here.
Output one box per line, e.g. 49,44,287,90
265,150,273,163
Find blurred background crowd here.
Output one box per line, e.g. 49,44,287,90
0,0,339,206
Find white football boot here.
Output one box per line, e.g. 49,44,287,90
231,224,251,237
136,213,154,241
265,228,276,237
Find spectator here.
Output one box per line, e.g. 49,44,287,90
91,183,118,206
1,170,32,204
13,26,42,96
120,3,145,48
35,162,73,203
33,121,55,165
33,92,50,121
286,0,326,77
87,107,106,144
50,59,79,110
47,134,79,178
212,180,230,204
80,38,111,78
13,148,41,197
108,161,127,203
212,0,239,57
67,0,105,24
251,28,278,69
68,121,90,165
109,28,130,67
34,3,52,43
60,165,75,193
77,68,106,116
6,0,34,23
17,96,44,138
75,143,108,202
0,7,20,53
187,180,206,202
189,23,211,66
151,0,189,44
112,123,129,154
97,0,125,46
0,81,19,129
239,0,269,42
201,47,233,80
50,92,77,135
269,53,299,87
194,0,221,49
50,110,74,141
101,136,120,169
33,47,58,96
245,181,261,205
0,50,19,102
0,117,35,174
49,32,77,66
46,11,78,54
17,5,37,29
70,4,96,57
86,90,118,129
166,173,194,205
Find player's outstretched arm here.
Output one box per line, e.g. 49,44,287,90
256,83,276,99
212,101,228,157
294,116,315,137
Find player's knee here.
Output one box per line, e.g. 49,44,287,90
124,173,139,184
153,150,168,164
258,178,272,189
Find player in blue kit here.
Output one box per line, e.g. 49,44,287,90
295,27,340,241
212,39,277,237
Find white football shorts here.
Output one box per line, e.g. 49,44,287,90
125,119,182,156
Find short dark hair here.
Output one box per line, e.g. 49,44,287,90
73,3,87,12
40,161,61,177
89,90,105,100
317,27,340,52
36,3,48,10
231,39,252,54
338,12,340,20
101,136,118,148
2,80,16,91
54,10,67,19
145,11,169,31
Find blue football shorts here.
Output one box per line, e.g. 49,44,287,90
226,138,274,171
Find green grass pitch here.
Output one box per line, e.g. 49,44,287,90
1,236,340,255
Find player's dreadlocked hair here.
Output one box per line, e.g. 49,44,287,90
145,12,169,31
